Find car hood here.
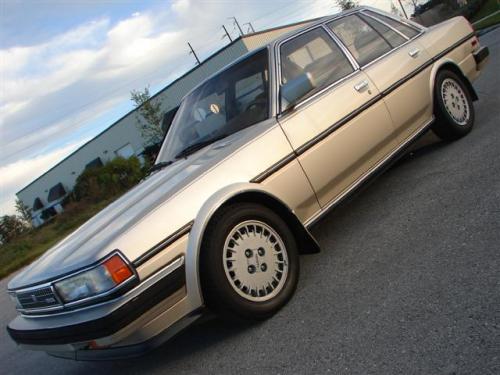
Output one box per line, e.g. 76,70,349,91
8,136,241,290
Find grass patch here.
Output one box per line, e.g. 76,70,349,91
0,199,114,280
471,0,500,22
474,10,500,29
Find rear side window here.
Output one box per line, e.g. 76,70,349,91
328,15,392,66
365,10,420,39
280,27,354,92
358,13,406,48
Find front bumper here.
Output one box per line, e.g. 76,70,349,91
7,257,199,360
48,309,202,361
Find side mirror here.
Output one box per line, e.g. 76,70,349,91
280,72,315,112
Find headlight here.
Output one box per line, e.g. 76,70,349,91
54,254,133,303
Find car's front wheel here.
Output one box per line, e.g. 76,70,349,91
432,69,475,141
200,203,299,320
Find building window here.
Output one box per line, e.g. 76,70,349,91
85,157,103,170
115,143,135,159
33,197,44,211
47,183,67,202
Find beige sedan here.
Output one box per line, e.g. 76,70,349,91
7,7,489,360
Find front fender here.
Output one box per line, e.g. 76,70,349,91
184,182,319,308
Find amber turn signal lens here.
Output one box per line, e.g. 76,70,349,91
103,255,133,284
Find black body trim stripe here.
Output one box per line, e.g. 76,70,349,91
432,32,475,62
295,94,382,156
251,153,296,183
305,119,432,228
252,32,475,183
382,60,433,96
7,265,186,346
133,221,194,267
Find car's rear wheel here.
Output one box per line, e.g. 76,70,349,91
200,203,299,320
432,69,475,141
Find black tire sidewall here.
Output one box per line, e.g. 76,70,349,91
200,203,299,320
433,70,475,140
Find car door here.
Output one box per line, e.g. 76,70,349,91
276,26,400,208
327,11,433,143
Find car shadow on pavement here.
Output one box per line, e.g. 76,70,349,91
392,131,447,169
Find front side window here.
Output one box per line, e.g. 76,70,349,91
365,10,420,39
328,15,393,66
280,27,354,108
157,49,270,162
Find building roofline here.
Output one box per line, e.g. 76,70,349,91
16,13,336,196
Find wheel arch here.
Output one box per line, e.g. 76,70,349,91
184,183,320,307
429,60,478,107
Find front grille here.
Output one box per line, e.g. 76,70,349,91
16,287,61,310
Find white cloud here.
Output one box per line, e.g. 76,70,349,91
1,0,350,214
0,141,87,215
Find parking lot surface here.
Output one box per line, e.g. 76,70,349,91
0,29,498,375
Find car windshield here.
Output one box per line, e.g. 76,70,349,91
157,48,270,162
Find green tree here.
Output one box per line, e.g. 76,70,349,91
15,198,32,227
131,86,164,145
336,0,358,11
0,215,27,244
73,156,146,202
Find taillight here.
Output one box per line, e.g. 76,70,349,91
471,36,480,52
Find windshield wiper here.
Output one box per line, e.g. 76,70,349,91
174,134,230,160
148,160,173,175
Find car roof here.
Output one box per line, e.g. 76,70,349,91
182,7,368,100
183,6,420,99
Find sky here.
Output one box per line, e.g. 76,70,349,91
0,0,394,216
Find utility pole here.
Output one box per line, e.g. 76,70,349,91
243,22,255,33
229,16,244,36
187,42,200,65
222,25,233,42
398,0,409,19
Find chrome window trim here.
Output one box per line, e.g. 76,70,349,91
362,7,426,32
275,24,360,115
11,250,138,314
359,11,410,41
358,30,424,70
324,10,425,71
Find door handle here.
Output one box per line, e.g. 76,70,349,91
354,80,369,92
408,48,420,58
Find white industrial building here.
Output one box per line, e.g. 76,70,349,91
16,19,315,227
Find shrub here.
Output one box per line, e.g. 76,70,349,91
0,215,28,244
73,156,145,202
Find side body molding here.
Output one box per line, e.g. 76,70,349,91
184,183,320,308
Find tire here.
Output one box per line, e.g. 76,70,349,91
200,203,299,321
432,69,475,141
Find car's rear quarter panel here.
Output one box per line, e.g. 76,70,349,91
418,17,479,83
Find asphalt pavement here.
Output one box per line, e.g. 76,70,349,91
1,29,499,375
